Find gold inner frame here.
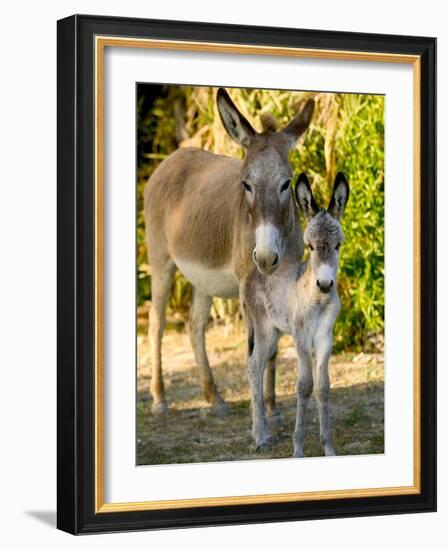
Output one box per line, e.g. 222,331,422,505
94,36,421,514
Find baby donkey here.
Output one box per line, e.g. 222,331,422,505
243,172,350,457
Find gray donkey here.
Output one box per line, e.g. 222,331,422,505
242,172,349,454
144,89,314,417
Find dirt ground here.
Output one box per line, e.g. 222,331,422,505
137,324,384,465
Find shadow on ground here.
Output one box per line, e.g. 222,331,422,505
137,327,384,465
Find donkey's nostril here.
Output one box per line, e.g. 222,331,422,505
253,250,257,262
272,253,279,267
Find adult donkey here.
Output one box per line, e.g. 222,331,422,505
144,88,314,417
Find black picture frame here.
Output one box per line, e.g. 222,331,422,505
57,14,436,534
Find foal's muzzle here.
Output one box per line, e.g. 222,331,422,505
317,278,334,293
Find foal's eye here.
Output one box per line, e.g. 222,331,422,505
280,179,291,192
335,243,341,251
242,181,252,193
309,244,314,251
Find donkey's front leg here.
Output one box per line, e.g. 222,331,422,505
248,324,278,450
314,329,336,456
292,344,313,458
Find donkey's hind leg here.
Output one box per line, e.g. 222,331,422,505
188,287,228,417
149,259,175,415
314,331,336,456
264,349,284,428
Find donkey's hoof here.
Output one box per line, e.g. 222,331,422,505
151,400,168,416
324,446,336,456
214,400,229,418
255,435,277,451
292,448,305,458
200,400,229,418
267,410,284,429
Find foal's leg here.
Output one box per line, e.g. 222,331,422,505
314,330,336,456
188,287,228,417
248,322,279,449
264,348,283,428
292,344,313,458
149,259,175,415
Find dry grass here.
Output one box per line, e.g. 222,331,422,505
137,324,384,465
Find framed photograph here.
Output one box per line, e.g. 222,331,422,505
57,14,436,534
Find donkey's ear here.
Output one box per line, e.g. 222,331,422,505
328,172,350,220
217,88,256,148
282,98,315,149
295,173,319,220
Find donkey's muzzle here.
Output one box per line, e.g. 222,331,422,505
253,249,279,275
317,279,334,293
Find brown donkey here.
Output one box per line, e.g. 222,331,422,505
144,88,314,418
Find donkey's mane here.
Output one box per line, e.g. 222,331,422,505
260,112,279,134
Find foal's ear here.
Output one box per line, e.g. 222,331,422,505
217,88,256,148
328,172,350,220
282,98,315,149
295,173,319,220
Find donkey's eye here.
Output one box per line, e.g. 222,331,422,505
280,179,291,193
335,243,341,251
242,181,252,193
309,244,314,251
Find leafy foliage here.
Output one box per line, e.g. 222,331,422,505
137,86,384,351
